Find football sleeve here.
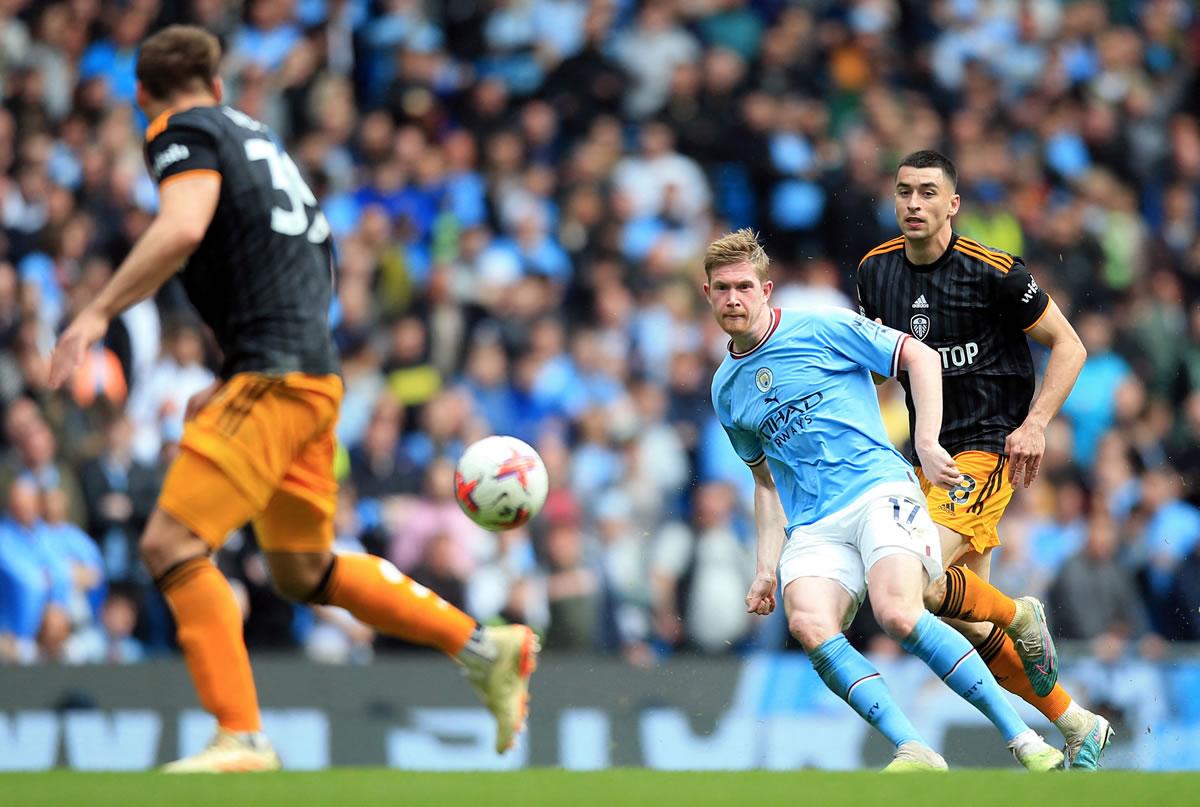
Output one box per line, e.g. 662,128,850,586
821,306,908,378
145,122,221,186
721,421,766,466
712,382,766,466
856,275,878,321
996,260,1051,332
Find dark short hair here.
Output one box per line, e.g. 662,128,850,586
135,25,221,101
897,150,958,189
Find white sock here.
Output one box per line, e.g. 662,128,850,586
1007,598,1030,632
1054,700,1087,736
1008,728,1043,754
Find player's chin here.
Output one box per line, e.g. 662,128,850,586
721,315,748,333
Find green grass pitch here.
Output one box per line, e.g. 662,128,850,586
2,769,1197,807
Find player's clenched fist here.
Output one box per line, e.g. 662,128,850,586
915,440,961,491
745,574,777,616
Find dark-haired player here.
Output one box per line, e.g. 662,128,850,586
49,25,537,772
858,150,1110,769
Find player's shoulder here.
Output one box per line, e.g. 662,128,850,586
779,304,856,331
857,235,906,271
951,235,1025,275
710,355,740,414
145,105,226,145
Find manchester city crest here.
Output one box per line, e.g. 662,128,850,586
755,367,773,392
910,314,930,341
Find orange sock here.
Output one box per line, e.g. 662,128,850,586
975,624,1071,722
935,565,1017,628
313,553,475,656
159,557,261,733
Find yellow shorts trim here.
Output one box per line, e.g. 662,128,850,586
915,451,1013,553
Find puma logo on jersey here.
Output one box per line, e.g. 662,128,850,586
911,294,929,308
153,144,190,177
1021,278,1040,304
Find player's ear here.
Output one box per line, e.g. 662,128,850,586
762,279,773,299
134,82,150,115
948,192,961,217
211,77,224,104
702,282,711,299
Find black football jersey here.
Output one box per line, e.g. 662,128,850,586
144,105,338,378
856,233,1051,459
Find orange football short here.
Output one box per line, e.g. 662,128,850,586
157,372,343,553
915,450,1013,554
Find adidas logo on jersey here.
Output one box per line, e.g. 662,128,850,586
153,144,190,178
911,295,930,309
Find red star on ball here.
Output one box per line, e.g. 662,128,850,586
495,449,539,491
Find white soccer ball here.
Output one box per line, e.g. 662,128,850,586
454,435,549,531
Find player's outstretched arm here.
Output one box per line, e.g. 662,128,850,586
1006,300,1086,488
746,460,786,616
899,337,961,491
48,173,221,390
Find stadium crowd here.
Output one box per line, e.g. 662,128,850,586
1,0,1199,668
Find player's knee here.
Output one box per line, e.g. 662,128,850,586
270,574,315,602
264,552,332,602
874,603,922,641
140,509,208,579
788,612,839,652
923,573,947,612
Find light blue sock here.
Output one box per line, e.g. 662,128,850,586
809,634,923,748
900,611,1028,742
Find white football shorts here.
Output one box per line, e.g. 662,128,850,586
778,481,943,628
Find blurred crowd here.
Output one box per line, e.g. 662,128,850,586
1,0,1199,668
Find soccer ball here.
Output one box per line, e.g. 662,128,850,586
454,435,549,531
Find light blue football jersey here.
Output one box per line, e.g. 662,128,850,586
711,306,919,531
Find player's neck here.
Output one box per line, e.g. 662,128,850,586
904,226,954,266
144,91,218,122
729,307,774,354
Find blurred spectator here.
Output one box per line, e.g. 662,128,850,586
1133,465,1200,636
1061,311,1136,467
125,319,215,465
63,586,145,665
538,512,599,652
1050,510,1145,640
0,476,69,663
79,410,159,584
467,525,543,632
386,456,485,577
614,1,699,119
1023,470,1091,593
593,488,653,664
349,393,422,500
651,482,754,653
41,485,104,626
0,413,86,526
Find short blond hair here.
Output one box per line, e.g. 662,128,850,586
703,228,770,281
